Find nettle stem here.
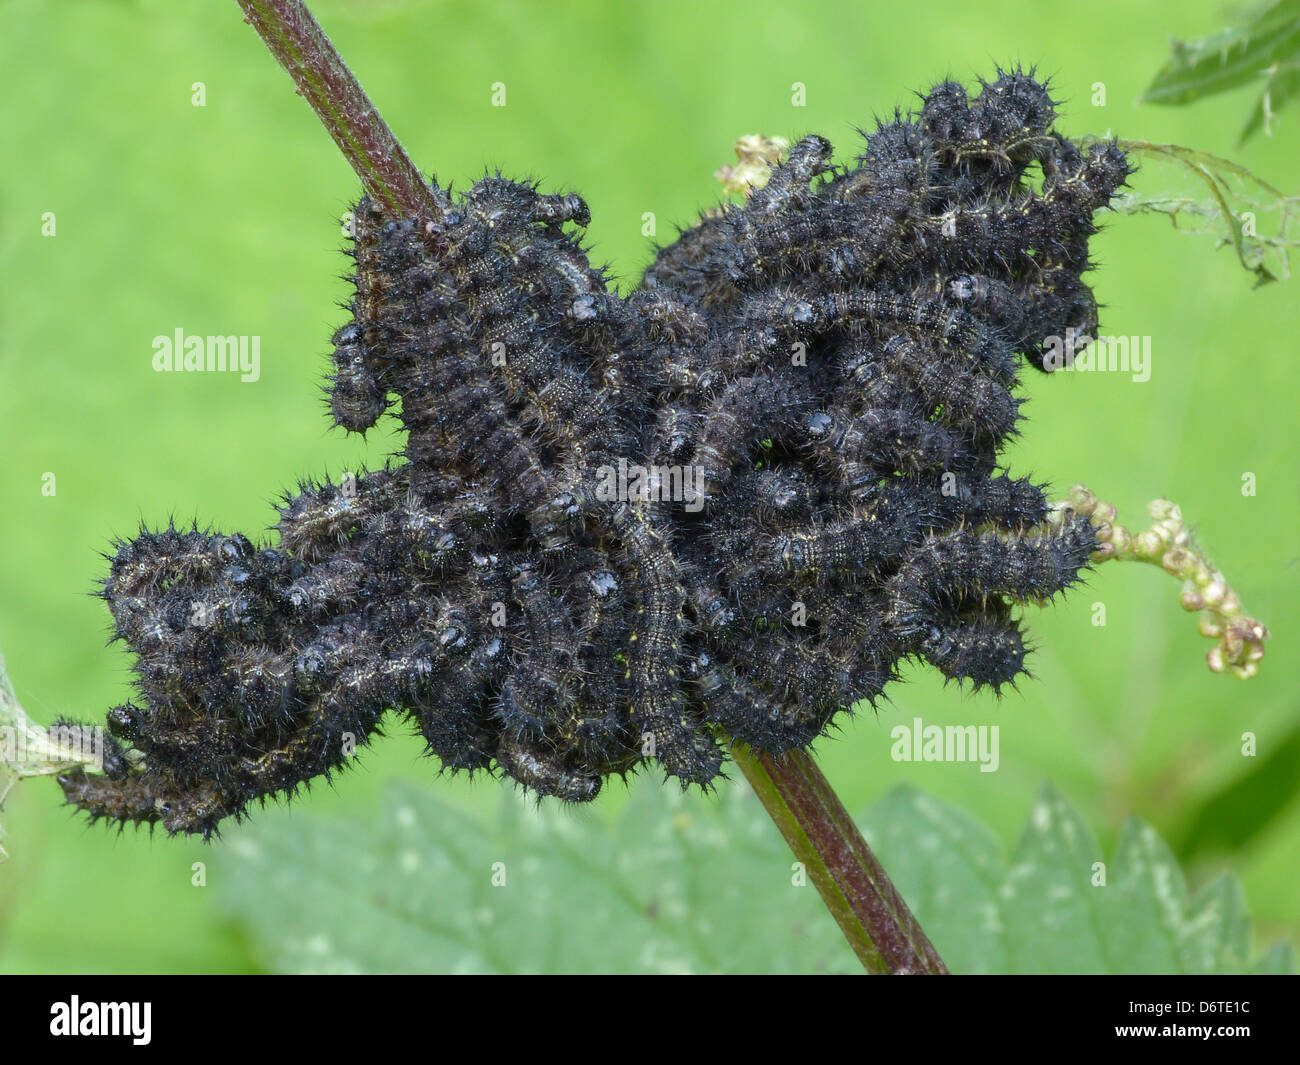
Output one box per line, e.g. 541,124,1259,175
235,0,941,974
236,0,442,227
731,742,949,974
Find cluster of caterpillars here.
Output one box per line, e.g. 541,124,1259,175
59,68,1131,836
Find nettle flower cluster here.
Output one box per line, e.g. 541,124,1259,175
60,70,1131,837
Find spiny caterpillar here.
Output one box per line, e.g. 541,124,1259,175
59,68,1131,837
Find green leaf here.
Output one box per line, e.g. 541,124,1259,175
1172,716,1300,861
216,779,1292,974
1238,59,1300,143
1252,941,1299,973
1184,874,1252,973
1002,785,1111,973
860,784,1292,975
214,779,860,975
1141,0,1300,141
0,648,108,863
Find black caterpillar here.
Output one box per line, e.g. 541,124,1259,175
59,68,1130,837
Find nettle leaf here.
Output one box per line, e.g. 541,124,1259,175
1252,942,1300,973
861,784,1295,975
1239,58,1300,141
0,650,107,862
214,779,859,975
215,778,1292,974
1141,0,1300,142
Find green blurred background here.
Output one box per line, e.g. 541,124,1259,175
1,0,1296,972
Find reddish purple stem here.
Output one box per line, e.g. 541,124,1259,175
733,744,949,974
236,0,441,227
